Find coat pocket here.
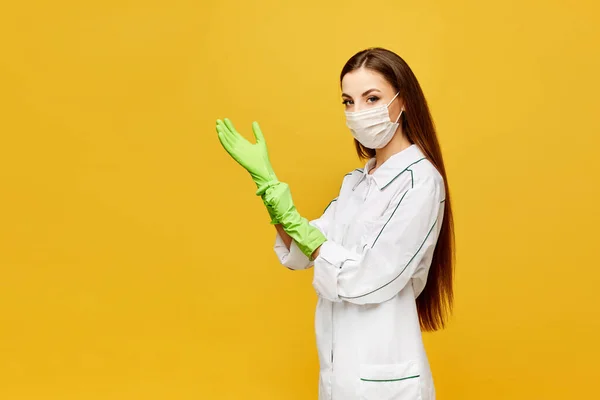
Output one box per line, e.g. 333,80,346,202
358,361,422,400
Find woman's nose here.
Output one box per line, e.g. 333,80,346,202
354,102,369,112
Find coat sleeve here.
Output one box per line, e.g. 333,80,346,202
273,196,338,271
312,177,445,304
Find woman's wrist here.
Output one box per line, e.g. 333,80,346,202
310,246,321,261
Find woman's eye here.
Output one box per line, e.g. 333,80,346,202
367,96,380,103
342,99,353,105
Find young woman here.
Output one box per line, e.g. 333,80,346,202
216,47,455,400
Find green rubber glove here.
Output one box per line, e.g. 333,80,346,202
216,118,279,195
216,118,326,257
262,182,327,260
216,118,280,224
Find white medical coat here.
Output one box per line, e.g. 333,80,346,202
274,144,446,400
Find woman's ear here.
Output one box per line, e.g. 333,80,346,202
398,96,406,111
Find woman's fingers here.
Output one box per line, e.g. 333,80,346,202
223,118,237,134
251,121,266,145
217,119,242,147
216,125,235,153
223,118,247,143
216,118,261,159
223,118,257,147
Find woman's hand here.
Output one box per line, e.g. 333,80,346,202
216,118,326,258
216,118,279,195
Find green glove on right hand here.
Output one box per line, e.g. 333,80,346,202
216,118,280,224
216,118,279,196
216,117,326,255
262,182,327,259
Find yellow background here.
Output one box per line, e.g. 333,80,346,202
1,0,599,399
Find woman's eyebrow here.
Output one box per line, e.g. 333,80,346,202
341,88,381,98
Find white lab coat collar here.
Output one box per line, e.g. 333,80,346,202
353,144,427,191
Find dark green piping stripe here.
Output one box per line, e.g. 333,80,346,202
340,218,438,300
328,168,362,214
361,374,420,383
371,189,409,248
332,169,362,213
345,168,363,180
323,198,338,214
381,157,426,190
371,166,414,248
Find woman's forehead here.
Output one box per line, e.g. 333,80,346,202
341,68,390,94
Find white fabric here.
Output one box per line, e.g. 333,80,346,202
274,144,445,400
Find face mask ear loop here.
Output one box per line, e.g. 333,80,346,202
386,92,400,107
394,109,403,124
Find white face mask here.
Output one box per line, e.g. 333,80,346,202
345,92,402,149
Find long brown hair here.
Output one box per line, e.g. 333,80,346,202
341,47,455,331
